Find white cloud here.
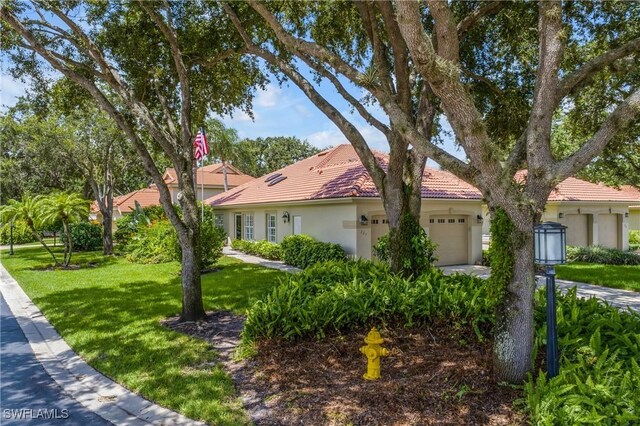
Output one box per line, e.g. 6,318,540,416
305,128,347,148
255,83,282,107
0,74,29,110
294,103,313,117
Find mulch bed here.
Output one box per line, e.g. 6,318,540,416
165,315,525,425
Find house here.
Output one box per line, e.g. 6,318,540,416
207,144,484,266
90,163,254,224
618,185,640,231
481,177,639,250
163,163,254,204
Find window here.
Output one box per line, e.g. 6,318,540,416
448,218,456,223
458,218,465,223
244,214,254,240
267,213,277,243
429,219,434,223
438,219,445,223
214,214,224,229
234,214,242,239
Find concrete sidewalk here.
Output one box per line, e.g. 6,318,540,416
223,247,301,273
0,263,206,426
441,264,640,313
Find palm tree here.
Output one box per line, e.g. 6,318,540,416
38,192,90,267
0,196,59,265
206,118,239,192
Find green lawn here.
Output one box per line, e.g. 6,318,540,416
0,247,287,425
555,262,640,292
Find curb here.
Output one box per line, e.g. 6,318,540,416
0,263,207,426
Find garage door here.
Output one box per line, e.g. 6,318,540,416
370,215,389,259
598,214,619,249
565,214,588,247
428,216,468,266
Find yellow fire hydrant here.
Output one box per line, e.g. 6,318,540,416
359,327,389,380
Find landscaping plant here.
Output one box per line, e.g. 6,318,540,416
230,239,282,260
70,222,103,251
0,220,37,245
280,234,346,269
566,245,640,266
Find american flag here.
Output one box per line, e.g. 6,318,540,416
193,128,209,161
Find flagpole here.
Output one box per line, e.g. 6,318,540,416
201,157,205,223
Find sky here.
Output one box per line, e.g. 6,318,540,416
1,62,466,168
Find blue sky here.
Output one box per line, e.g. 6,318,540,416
1,64,465,167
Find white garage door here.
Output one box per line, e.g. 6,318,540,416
565,214,588,247
598,214,619,249
429,216,468,266
370,215,389,259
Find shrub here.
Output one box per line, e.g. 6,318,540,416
373,215,437,276
242,261,496,345
0,220,37,244
70,222,103,251
280,234,346,268
524,288,640,424
629,230,640,245
231,239,282,260
566,245,640,265
125,220,178,264
187,222,225,267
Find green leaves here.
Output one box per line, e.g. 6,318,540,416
280,234,346,269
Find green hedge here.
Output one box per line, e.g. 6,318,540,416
242,260,495,344
0,220,37,245
629,230,640,245
280,234,346,269
567,245,640,265
70,222,103,251
231,239,282,260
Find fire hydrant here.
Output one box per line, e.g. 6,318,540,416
359,327,389,380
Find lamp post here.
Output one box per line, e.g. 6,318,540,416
9,220,14,255
534,222,567,378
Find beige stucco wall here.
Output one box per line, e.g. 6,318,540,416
169,185,225,204
542,203,630,250
215,201,359,255
215,198,483,265
629,208,640,231
481,202,631,251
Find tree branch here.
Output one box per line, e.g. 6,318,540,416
556,37,640,102
457,1,508,37
554,88,640,181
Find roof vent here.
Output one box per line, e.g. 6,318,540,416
265,173,282,183
317,152,328,156
268,176,287,186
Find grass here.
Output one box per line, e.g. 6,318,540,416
555,262,640,292
0,246,287,425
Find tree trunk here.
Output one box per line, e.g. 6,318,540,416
32,229,59,266
384,148,427,276
492,226,537,383
62,220,71,267
102,210,113,255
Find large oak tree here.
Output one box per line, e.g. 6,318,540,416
223,0,640,382
1,0,264,321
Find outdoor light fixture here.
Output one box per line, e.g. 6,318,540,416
360,215,369,226
625,212,629,218
534,221,567,379
477,214,483,224
558,212,564,219
282,211,290,223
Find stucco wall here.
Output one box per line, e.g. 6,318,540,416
169,186,225,204
216,202,358,256
215,198,483,265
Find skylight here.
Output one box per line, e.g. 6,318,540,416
268,176,287,186
265,173,282,183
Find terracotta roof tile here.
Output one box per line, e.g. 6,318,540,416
618,185,640,207
207,145,483,207
514,171,639,203
90,186,161,213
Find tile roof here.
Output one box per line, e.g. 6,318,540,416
618,185,640,207
514,171,640,203
163,163,254,187
207,144,482,207
90,186,160,213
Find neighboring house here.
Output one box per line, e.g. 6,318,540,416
163,163,254,204
618,185,640,231
207,144,484,266
481,177,638,250
90,163,254,225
